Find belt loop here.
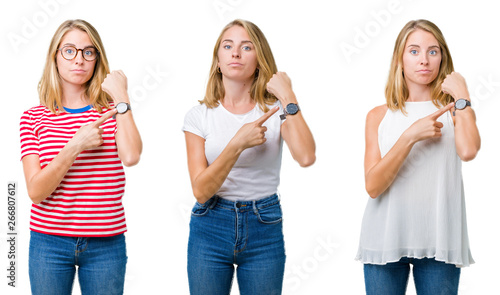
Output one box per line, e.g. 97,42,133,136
209,195,219,209
252,200,258,214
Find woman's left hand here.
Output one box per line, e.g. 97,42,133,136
101,70,129,103
266,72,297,104
441,72,469,100
442,71,480,161
267,72,315,167
102,70,141,166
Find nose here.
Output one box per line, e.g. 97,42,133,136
74,49,85,63
419,53,429,65
232,47,241,58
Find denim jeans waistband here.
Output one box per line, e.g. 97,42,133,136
205,194,279,212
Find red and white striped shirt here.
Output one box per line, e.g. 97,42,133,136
20,105,127,237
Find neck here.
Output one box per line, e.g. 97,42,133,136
60,81,89,108
221,77,255,112
406,81,432,102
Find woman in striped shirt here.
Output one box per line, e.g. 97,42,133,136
20,19,142,295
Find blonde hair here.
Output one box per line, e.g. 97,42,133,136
38,19,111,114
201,19,278,112
385,19,454,113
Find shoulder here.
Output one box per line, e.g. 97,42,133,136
183,103,212,136
184,104,213,126
23,105,49,114
366,104,388,125
21,105,49,120
186,103,210,117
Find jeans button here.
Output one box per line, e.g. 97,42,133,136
236,203,242,208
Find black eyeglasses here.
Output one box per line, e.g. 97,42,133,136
58,46,99,61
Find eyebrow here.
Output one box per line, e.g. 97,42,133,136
222,39,253,44
61,43,95,48
407,44,440,49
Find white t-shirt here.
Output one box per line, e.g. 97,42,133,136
183,101,283,201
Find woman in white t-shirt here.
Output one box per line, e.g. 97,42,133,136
356,19,480,295
183,19,315,294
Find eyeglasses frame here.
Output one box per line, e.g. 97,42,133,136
57,45,99,61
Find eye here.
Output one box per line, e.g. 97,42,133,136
242,45,251,51
429,50,438,55
84,49,94,56
223,45,231,50
64,47,75,54
410,49,418,55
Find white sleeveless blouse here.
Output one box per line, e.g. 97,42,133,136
356,101,473,267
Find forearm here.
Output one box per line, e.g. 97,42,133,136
115,111,142,166
102,71,142,166
454,108,480,161
24,145,80,204
273,81,315,167
191,142,242,203
365,135,414,198
281,112,316,167
441,73,480,160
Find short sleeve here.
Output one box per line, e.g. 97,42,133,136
104,101,118,135
182,105,206,138
102,106,118,135
276,100,285,126
20,110,40,160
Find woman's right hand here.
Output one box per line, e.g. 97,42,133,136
229,106,279,151
364,102,453,198
402,103,454,144
185,105,279,203
22,108,117,204
69,109,117,152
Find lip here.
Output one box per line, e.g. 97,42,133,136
71,69,86,73
228,62,243,66
417,69,431,74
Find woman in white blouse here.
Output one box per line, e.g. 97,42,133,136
356,19,480,295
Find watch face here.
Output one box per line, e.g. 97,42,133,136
286,103,299,115
116,102,128,113
455,99,467,109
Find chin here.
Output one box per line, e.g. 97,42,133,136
224,75,254,83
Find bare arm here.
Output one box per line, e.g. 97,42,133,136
364,103,454,198
266,72,315,167
441,72,481,161
101,70,143,167
185,107,279,203
22,110,117,204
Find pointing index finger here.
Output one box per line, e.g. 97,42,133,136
93,109,118,127
429,102,454,120
255,106,279,126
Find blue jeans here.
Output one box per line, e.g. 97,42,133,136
29,231,127,295
364,257,461,295
188,194,286,295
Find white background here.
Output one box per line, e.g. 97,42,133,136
0,0,498,294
